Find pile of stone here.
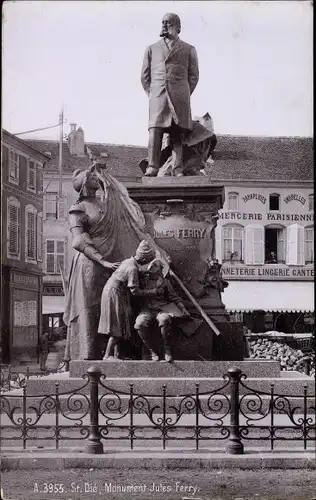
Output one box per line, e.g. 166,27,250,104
248,338,315,377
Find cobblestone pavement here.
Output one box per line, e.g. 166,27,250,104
1,469,316,500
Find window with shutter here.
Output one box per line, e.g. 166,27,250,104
297,225,304,266
215,225,222,263
245,225,264,265
37,212,43,261
286,224,305,265
304,227,314,263
58,196,67,220
2,145,9,176
56,240,65,272
222,225,243,262
25,205,37,261
7,197,20,259
27,160,36,191
44,193,58,220
37,163,43,194
45,239,66,274
46,240,55,273
253,227,264,264
9,149,19,184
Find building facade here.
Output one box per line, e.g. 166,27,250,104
1,130,48,363
25,130,314,337
26,125,146,335
210,135,314,334
215,183,314,333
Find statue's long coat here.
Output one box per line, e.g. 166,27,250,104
141,38,199,130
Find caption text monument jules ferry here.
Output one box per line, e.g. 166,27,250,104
62,13,247,366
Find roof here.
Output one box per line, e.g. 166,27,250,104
23,135,313,182
2,129,51,161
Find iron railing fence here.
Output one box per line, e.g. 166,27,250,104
0,367,315,454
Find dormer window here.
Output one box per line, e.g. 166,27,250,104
309,194,314,211
269,194,280,211
227,192,239,211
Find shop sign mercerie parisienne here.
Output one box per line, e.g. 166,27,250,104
218,212,313,222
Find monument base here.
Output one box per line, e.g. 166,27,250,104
128,179,246,361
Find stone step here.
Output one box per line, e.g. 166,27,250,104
69,360,281,378
5,372,314,397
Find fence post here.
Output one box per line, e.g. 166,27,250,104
226,367,244,455
304,357,311,376
85,366,103,454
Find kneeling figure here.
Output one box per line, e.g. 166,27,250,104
135,259,190,362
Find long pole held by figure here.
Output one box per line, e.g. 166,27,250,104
169,269,221,336
58,108,63,198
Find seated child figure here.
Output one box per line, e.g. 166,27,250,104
134,259,190,362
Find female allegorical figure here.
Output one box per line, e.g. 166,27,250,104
63,167,120,360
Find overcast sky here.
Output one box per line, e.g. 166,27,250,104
2,1,313,145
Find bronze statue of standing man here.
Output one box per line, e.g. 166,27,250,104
141,13,199,177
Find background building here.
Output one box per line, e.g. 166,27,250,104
25,125,146,336
1,130,49,363
211,136,314,334
25,129,314,337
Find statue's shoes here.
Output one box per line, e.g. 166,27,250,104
103,356,122,362
150,352,159,362
164,353,173,363
145,166,159,177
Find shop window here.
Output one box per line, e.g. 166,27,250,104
7,197,21,259
222,225,243,262
269,194,280,211
305,227,314,263
227,192,239,210
9,149,19,184
265,227,285,263
309,194,314,212
27,160,36,192
25,205,37,262
46,239,66,274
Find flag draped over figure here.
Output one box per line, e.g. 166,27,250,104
63,164,169,361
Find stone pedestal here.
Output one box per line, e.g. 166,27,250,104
128,177,247,361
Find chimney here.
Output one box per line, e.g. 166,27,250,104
67,123,85,156
75,126,85,156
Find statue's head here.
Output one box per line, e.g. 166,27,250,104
135,240,156,264
147,258,164,278
72,167,100,198
160,13,181,39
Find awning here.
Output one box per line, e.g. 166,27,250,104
222,281,314,313
42,296,65,315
